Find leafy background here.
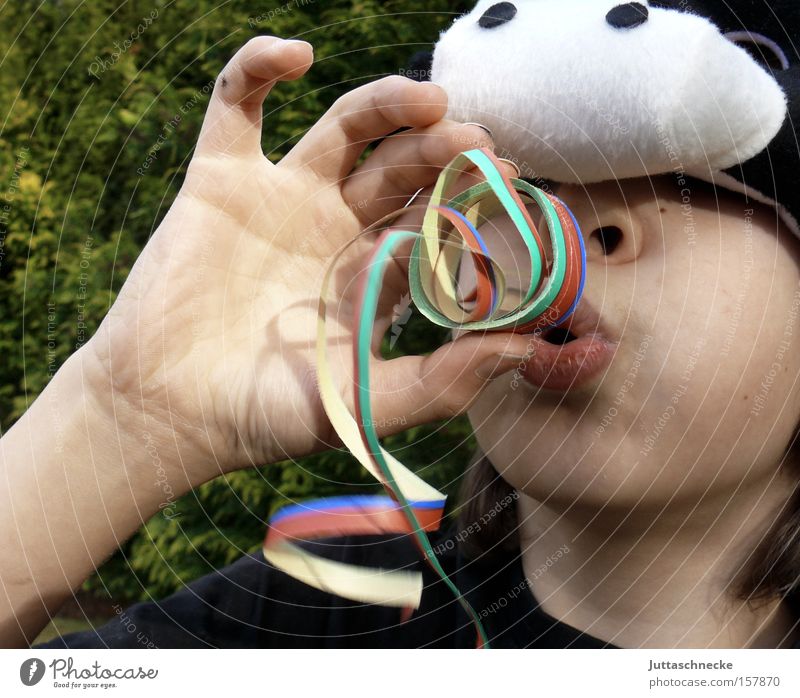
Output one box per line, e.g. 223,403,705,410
0,0,478,617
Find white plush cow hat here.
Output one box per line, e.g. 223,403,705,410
408,0,800,233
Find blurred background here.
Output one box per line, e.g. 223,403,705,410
0,0,477,641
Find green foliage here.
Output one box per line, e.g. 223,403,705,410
0,0,475,603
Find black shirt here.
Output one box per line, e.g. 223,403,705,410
37,526,800,649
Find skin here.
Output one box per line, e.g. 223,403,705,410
467,177,800,647
0,37,532,647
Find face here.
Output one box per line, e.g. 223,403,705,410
466,175,800,511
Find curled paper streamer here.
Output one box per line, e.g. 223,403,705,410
263,148,586,648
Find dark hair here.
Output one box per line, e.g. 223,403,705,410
734,428,800,605
455,449,520,561
458,443,800,604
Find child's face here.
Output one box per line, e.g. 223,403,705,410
467,176,800,508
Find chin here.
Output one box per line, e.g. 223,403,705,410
483,418,654,505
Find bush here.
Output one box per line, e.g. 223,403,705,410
0,0,475,603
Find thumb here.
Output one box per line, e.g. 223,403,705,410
368,331,534,436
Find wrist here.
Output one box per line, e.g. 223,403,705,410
78,337,211,492
0,344,201,644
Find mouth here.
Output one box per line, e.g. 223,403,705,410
520,303,618,392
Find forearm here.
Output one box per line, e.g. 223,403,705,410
0,343,198,647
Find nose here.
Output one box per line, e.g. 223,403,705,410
478,2,518,29
606,3,649,29
550,183,645,266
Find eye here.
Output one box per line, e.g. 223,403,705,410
606,3,649,29
478,2,517,29
591,226,623,256
724,31,789,71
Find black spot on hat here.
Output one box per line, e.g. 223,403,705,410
405,50,433,82
479,2,518,29
606,3,649,29
648,0,690,9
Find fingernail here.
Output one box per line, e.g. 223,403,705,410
463,122,493,139
497,158,521,178
475,353,529,381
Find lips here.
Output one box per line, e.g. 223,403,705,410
520,302,618,391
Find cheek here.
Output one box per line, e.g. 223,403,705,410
700,229,800,409
616,221,800,485
698,259,800,472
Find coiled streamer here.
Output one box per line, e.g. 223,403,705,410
262,148,586,648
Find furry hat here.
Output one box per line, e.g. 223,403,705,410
410,1,800,234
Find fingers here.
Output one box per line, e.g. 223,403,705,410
196,36,313,159
281,76,448,182
391,157,521,229
367,332,535,436
366,157,522,289
341,120,494,225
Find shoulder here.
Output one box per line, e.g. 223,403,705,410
35,527,465,649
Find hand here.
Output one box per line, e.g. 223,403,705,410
85,36,533,484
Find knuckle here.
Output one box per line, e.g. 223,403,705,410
339,75,404,107
233,36,280,75
439,392,464,420
452,124,493,151
370,75,415,92
383,163,420,194
419,127,456,165
376,74,412,91
419,359,462,420
243,35,278,54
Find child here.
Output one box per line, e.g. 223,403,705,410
1,33,798,649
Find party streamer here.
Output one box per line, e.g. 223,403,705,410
263,148,586,648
